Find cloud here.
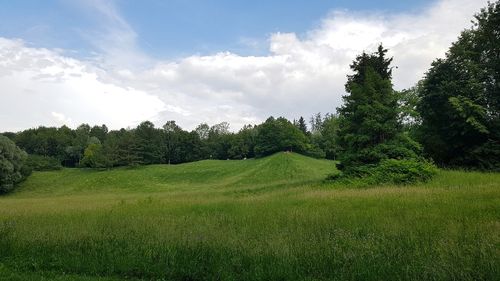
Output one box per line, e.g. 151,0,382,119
0,0,490,132
0,38,165,132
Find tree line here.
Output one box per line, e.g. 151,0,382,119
0,114,340,170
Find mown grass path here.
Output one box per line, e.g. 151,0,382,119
0,153,499,280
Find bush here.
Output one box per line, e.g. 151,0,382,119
329,159,438,185
26,155,63,171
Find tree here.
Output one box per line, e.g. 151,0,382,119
309,113,323,134
206,122,232,159
398,84,422,135
295,116,309,135
163,121,182,164
99,129,142,167
80,142,108,168
417,1,500,170
90,125,108,143
195,123,210,140
320,114,340,160
135,121,162,164
177,131,204,163
255,117,307,157
233,125,257,159
337,45,421,171
0,136,31,194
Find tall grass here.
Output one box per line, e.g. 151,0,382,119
0,153,498,280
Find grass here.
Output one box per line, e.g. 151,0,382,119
0,152,499,280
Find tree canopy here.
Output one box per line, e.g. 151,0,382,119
417,1,500,170
0,135,31,193
255,117,308,157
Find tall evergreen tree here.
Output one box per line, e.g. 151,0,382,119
337,45,421,170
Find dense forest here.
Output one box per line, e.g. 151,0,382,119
1,1,499,191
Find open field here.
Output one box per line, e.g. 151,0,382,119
0,153,499,280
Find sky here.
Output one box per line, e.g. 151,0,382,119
0,0,490,132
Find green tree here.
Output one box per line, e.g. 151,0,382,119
295,116,309,135
135,121,163,164
206,122,232,159
80,142,108,168
255,117,307,157
417,1,500,170
163,121,182,164
320,114,340,160
233,125,257,159
337,45,421,171
90,124,108,143
0,135,31,194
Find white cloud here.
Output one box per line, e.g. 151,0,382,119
0,38,165,132
0,0,490,132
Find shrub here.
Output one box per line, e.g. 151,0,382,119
26,155,63,171
329,159,438,185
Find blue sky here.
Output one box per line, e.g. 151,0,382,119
0,0,435,58
0,0,488,131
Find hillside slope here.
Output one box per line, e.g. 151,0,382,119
10,152,337,197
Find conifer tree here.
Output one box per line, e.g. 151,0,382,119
337,45,421,171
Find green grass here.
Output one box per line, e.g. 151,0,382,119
0,153,499,280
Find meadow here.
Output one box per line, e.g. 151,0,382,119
0,153,499,280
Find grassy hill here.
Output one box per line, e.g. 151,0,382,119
11,152,337,197
0,153,499,280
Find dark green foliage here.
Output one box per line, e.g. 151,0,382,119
135,121,163,165
294,116,308,135
335,45,433,183
3,115,321,168
397,84,422,137
0,132,16,141
15,126,74,163
26,155,63,171
0,136,31,194
206,122,232,159
162,120,182,164
173,130,204,163
108,129,143,167
255,117,308,157
89,125,108,143
320,114,340,160
337,45,414,166
303,144,325,159
417,1,500,170
307,113,340,160
328,159,437,185
234,125,257,159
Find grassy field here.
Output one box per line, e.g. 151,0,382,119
0,153,499,280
